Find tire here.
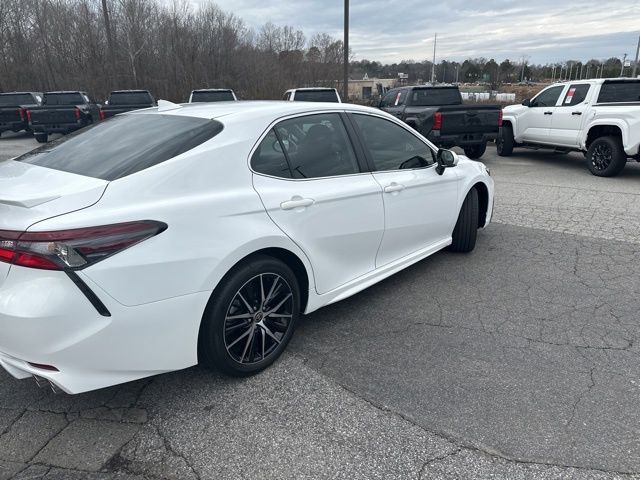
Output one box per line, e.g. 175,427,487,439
199,255,300,376
463,142,487,160
586,136,627,177
34,132,48,143
448,188,479,253
497,124,514,157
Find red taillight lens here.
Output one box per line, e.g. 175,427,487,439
0,221,167,271
433,111,442,130
26,110,32,123
74,107,81,120
17,108,25,121
99,110,106,121
498,110,503,127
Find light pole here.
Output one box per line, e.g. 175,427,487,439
343,0,349,102
620,53,627,77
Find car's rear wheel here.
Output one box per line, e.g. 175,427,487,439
34,132,48,143
497,125,514,157
586,136,626,177
448,187,479,253
463,142,487,160
199,256,300,376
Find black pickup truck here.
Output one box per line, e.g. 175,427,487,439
379,86,501,159
0,92,42,136
100,90,156,119
27,91,101,143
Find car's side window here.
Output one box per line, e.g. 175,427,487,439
251,129,292,179
530,86,564,107
274,113,360,179
380,91,397,108
560,84,590,106
352,114,436,171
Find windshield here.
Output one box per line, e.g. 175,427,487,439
0,94,36,106
408,88,461,106
43,93,85,105
191,91,235,102
16,114,223,181
598,81,640,103
293,90,339,102
109,92,154,105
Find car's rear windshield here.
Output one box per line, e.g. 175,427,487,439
408,88,461,106
0,93,36,106
293,90,339,102
43,93,85,105
108,92,153,105
597,81,640,103
191,91,235,102
15,114,223,181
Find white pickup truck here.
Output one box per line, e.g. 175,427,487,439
499,78,640,177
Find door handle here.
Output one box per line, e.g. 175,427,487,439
384,182,405,193
572,111,583,116
544,111,553,115
280,196,314,210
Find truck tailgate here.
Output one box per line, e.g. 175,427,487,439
0,108,23,123
29,108,78,125
439,105,501,135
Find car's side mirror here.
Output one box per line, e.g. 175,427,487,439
522,98,531,107
436,149,458,175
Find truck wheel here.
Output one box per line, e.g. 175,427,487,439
447,188,479,253
463,143,487,160
497,125,514,157
34,132,48,143
586,136,626,177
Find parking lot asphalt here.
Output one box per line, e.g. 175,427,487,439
1,132,640,479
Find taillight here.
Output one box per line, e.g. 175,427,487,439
0,221,167,271
26,110,32,123
74,107,81,120
498,110,503,127
433,111,442,130
99,110,106,121
17,108,25,121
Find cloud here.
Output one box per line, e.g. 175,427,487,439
185,0,640,64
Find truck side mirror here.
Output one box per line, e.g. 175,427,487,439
522,98,531,107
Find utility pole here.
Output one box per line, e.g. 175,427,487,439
101,0,115,83
551,65,555,82
343,0,349,102
568,62,573,80
620,53,627,77
633,35,640,78
455,65,459,84
431,33,437,83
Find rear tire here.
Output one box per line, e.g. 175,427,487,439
463,142,487,160
586,136,626,177
497,125,514,157
34,132,48,143
199,255,300,376
448,188,479,253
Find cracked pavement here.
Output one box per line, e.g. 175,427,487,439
1,135,640,479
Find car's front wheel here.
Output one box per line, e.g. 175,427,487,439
448,187,479,253
496,125,514,157
199,255,300,376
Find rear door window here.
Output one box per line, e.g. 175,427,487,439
251,129,292,178
597,81,640,103
409,88,461,106
273,113,359,178
15,114,223,181
561,84,590,106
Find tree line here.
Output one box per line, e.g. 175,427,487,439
0,0,347,101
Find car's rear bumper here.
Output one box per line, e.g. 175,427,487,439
428,130,499,148
31,123,84,134
0,265,210,394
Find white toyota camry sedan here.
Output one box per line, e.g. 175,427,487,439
0,101,494,393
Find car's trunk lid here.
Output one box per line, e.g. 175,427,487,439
0,160,108,232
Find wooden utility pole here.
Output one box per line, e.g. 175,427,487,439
101,0,115,79
431,33,437,83
343,0,349,102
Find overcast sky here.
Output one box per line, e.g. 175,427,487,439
193,0,640,65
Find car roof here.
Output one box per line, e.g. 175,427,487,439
45,91,86,94
128,100,377,122
0,92,41,95
286,88,337,92
110,90,151,93
191,89,234,92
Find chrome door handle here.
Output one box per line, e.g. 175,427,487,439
572,111,583,116
384,182,405,193
280,196,314,210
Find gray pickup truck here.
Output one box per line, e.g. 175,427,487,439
378,85,502,159
27,91,101,143
0,92,42,136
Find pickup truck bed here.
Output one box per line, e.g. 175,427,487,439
379,86,501,159
100,90,156,119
